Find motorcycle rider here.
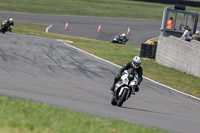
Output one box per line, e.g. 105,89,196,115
119,33,127,43
1,18,14,32
110,56,143,94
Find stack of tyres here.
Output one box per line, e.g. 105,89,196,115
145,44,153,58
151,44,157,59
139,43,157,59
140,43,146,57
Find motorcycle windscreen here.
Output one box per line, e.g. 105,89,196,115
127,68,137,81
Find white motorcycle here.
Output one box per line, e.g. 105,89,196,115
111,69,138,107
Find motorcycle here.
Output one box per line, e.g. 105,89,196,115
111,69,138,107
0,22,10,34
111,35,129,44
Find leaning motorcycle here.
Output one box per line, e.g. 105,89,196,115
111,36,129,44
111,69,138,107
0,22,9,34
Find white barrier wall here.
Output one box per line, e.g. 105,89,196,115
155,36,200,77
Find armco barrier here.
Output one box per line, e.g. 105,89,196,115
155,36,200,77
129,0,200,7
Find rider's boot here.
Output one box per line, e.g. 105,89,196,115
132,85,140,95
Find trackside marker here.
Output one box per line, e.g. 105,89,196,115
46,24,53,33
127,26,130,35
98,24,102,32
65,22,69,30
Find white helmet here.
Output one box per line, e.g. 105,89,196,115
121,33,126,37
132,56,141,68
9,18,13,22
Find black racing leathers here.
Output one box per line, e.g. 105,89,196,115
6,20,14,27
119,36,127,43
1,20,14,32
119,62,143,84
111,62,143,92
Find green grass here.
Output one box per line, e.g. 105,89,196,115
142,59,200,96
0,96,166,133
0,0,200,20
11,22,200,98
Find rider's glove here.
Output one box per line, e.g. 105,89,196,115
116,74,121,79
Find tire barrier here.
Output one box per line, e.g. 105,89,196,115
151,44,157,59
140,43,157,59
145,44,153,58
129,0,200,7
140,43,146,57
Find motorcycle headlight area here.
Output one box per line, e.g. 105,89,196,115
122,78,129,85
129,81,136,86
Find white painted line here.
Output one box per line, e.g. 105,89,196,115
56,39,73,43
46,24,53,33
63,42,120,68
60,41,200,101
57,39,62,41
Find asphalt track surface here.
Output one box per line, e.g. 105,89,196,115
0,33,200,133
0,11,161,45
0,12,200,133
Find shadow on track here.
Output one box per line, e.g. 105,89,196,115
122,106,173,116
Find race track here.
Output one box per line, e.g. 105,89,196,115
0,33,200,133
0,11,161,45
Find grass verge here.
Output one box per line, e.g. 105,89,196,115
12,22,200,98
0,0,200,20
0,96,166,133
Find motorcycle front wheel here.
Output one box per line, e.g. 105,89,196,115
117,89,128,107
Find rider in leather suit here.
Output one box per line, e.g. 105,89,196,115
110,56,143,93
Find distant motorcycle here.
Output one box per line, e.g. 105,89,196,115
0,22,10,34
111,35,129,44
111,69,138,107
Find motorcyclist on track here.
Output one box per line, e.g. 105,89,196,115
1,18,14,32
110,56,143,94
119,33,127,43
